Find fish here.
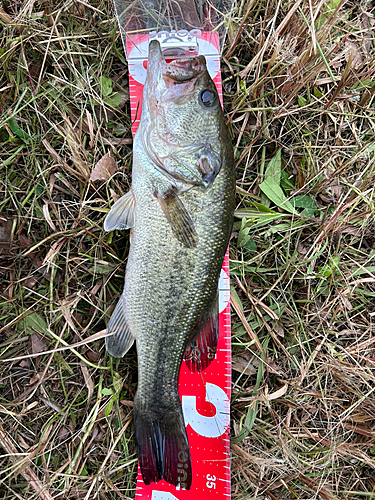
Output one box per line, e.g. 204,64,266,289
103,39,235,490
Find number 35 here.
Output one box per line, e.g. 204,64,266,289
206,474,216,489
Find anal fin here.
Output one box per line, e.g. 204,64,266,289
104,190,135,231
155,189,197,248
184,293,219,372
105,293,135,358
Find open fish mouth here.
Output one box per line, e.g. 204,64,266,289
163,56,207,82
148,39,207,88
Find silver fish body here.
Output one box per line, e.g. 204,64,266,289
104,40,235,489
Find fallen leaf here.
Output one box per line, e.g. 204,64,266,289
120,399,134,407
60,294,81,333
340,225,362,237
85,350,100,362
266,384,288,401
90,152,117,181
319,193,335,204
17,434,30,450
297,242,308,255
29,333,47,355
42,203,57,231
26,276,38,289
0,216,12,251
29,374,41,385
232,354,257,376
28,333,47,369
267,359,285,376
0,8,13,24
42,239,65,269
80,361,94,402
110,188,120,203
57,427,70,442
93,425,106,442
340,294,353,311
273,322,284,337
19,234,32,249
324,168,340,200
344,41,363,68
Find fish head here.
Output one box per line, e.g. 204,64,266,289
142,40,229,190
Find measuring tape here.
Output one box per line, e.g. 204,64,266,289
124,32,231,499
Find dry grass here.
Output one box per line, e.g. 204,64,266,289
1,0,375,499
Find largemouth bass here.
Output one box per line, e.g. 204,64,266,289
104,40,235,489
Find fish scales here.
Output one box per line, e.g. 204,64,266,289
130,146,232,398
104,40,235,490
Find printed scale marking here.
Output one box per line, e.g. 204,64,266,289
126,32,231,499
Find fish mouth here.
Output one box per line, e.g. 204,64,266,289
163,57,207,83
148,39,206,88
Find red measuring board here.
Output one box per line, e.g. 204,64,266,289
125,32,231,500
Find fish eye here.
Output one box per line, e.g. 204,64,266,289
199,89,217,108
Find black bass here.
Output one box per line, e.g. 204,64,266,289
104,40,235,489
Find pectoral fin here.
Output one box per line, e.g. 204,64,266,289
106,293,135,358
156,189,197,248
184,293,219,371
104,190,135,231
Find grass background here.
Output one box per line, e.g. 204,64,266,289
1,0,375,498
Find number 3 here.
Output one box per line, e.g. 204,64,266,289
182,383,230,438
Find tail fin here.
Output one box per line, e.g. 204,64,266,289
133,399,192,490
